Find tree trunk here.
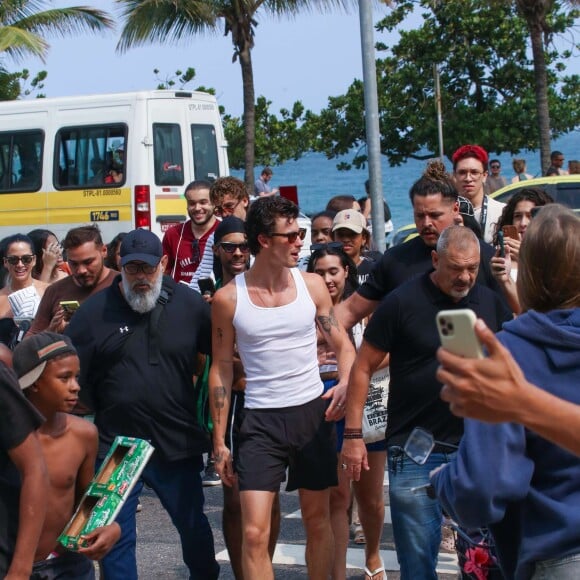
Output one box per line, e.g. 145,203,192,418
239,46,255,191
529,24,552,174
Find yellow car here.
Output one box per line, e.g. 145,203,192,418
392,175,580,245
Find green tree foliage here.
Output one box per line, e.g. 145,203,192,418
0,0,113,101
152,66,314,169
224,96,316,169
308,0,580,168
0,1,113,62
115,0,355,188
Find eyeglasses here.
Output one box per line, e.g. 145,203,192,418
310,242,343,253
5,255,34,266
490,165,500,169
123,262,158,275
270,228,307,243
456,169,485,179
215,200,241,216
191,239,200,263
458,196,475,217
219,242,250,254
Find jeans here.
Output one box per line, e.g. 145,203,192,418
532,552,580,580
388,446,455,580
31,552,94,580
99,454,219,580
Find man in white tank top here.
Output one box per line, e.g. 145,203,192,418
209,197,356,580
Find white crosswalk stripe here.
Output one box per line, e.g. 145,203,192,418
215,471,460,575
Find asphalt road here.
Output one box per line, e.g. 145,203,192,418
134,475,459,579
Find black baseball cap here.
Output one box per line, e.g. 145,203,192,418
120,229,163,267
13,332,77,390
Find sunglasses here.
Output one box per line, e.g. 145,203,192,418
5,255,34,266
270,228,307,243
123,262,158,275
310,242,344,253
215,200,241,216
219,242,250,254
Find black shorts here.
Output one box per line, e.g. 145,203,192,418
236,396,338,492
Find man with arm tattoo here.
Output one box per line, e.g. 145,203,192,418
209,197,355,580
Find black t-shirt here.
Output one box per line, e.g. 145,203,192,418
0,363,44,577
363,273,512,448
66,275,212,461
358,236,502,302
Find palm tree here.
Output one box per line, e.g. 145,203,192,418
0,1,113,63
512,0,579,173
115,0,355,188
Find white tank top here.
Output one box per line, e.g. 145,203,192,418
233,268,323,409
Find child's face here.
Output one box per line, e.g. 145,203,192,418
34,354,81,413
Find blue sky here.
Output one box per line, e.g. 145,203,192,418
17,1,580,118
35,1,394,117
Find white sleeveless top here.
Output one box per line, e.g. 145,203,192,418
233,268,323,409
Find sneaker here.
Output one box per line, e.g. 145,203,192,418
202,460,221,487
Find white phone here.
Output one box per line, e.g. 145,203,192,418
436,309,484,359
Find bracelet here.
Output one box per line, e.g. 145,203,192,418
343,432,364,440
344,428,363,434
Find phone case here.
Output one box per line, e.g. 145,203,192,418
436,309,484,359
502,225,519,240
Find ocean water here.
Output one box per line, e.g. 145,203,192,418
233,131,580,230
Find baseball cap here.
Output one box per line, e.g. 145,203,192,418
13,332,77,390
120,229,163,267
214,216,246,245
332,209,367,234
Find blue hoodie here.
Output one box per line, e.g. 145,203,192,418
432,308,580,580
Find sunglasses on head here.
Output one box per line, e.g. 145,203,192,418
5,255,34,266
310,242,344,253
270,228,307,243
219,242,250,254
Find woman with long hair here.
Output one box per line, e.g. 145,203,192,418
308,244,387,580
27,229,70,284
432,205,580,580
491,187,553,313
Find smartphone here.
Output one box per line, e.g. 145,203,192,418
497,230,505,258
198,278,216,296
436,309,484,359
59,300,80,314
502,225,519,240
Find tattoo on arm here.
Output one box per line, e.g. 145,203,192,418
212,386,227,424
317,307,339,334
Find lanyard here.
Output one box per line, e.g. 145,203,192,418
479,195,489,229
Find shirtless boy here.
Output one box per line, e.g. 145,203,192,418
12,332,120,579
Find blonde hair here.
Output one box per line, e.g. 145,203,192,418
512,158,526,174
517,204,580,312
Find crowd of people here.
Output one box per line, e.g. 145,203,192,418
1,144,579,580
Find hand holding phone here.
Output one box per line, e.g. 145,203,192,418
436,309,484,359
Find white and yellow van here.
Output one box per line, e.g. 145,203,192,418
0,90,229,242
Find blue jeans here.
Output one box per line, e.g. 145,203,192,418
533,552,580,579
99,454,219,580
388,446,455,580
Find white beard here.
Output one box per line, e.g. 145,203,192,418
122,272,163,313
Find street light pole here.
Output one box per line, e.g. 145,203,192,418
359,0,386,252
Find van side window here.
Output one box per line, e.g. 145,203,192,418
191,124,219,182
153,123,184,186
0,130,43,193
55,125,126,189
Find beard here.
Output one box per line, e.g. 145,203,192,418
121,272,163,313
